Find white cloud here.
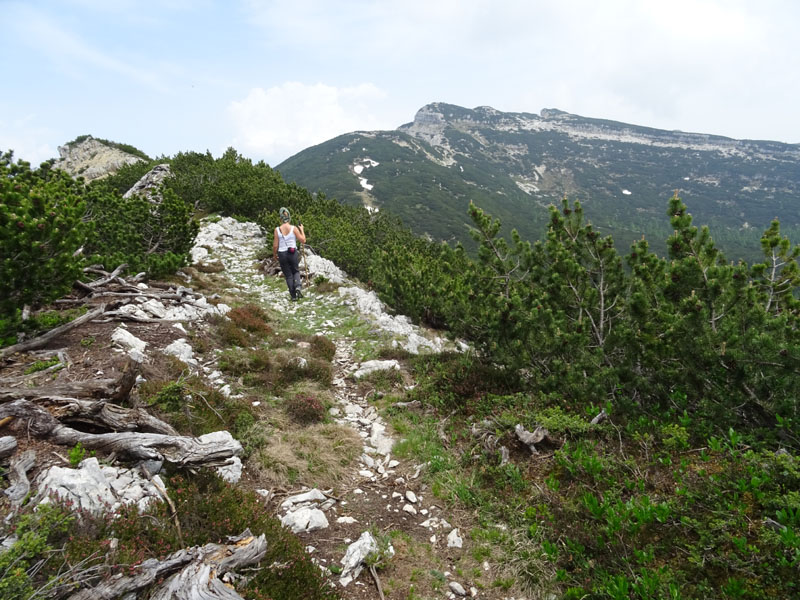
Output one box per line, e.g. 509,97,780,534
227,82,391,165
0,115,59,166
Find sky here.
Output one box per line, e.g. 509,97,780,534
2,0,798,168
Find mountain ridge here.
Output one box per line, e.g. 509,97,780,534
278,102,800,259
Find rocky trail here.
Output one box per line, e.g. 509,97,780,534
1,216,526,600
196,218,494,600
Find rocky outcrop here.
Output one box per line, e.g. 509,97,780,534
400,105,452,151
123,163,172,200
54,135,144,181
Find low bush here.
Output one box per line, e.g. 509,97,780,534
209,314,254,347
309,334,336,362
285,393,326,424
275,355,332,387
144,376,255,438
227,304,273,337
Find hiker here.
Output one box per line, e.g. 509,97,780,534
273,207,306,301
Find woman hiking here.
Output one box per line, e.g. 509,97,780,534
272,207,306,301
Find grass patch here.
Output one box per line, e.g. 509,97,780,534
313,277,341,294
1,306,88,348
250,423,361,489
140,372,256,440
357,366,405,395
23,356,61,374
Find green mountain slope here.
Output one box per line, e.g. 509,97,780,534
276,129,550,246
277,103,800,259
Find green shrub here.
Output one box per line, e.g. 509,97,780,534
68,442,87,466
23,356,60,374
0,504,73,600
276,356,332,387
83,185,198,277
0,153,88,317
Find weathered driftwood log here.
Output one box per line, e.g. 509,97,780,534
0,435,17,459
515,423,557,454
94,311,184,324
0,400,241,466
67,530,267,600
590,408,608,425
45,398,179,436
0,305,107,360
147,281,204,297
83,263,128,288
0,358,138,403
5,449,36,508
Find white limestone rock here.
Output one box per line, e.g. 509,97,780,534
55,136,144,182
281,507,329,534
163,338,196,365
305,253,348,283
215,456,242,483
336,516,358,524
35,458,164,515
447,528,463,548
339,531,394,587
344,403,363,417
353,359,399,379
111,327,147,362
191,245,209,263
449,581,467,596
117,303,149,320
123,164,172,200
281,489,328,509
369,422,395,455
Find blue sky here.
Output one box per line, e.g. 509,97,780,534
2,0,798,167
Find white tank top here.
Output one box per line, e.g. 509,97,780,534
276,226,297,251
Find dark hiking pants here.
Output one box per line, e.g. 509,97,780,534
278,249,302,298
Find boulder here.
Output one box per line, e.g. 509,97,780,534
353,359,399,379
123,164,172,200
35,458,164,514
280,507,329,534
111,327,147,362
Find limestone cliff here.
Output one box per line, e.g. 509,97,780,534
54,135,145,182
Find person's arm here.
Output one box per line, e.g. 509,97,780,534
294,224,306,244
273,228,279,259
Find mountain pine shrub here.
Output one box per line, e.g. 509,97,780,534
83,184,198,276
0,153,88,318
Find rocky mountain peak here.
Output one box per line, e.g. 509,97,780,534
54,135,144,182
400,104,449,146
